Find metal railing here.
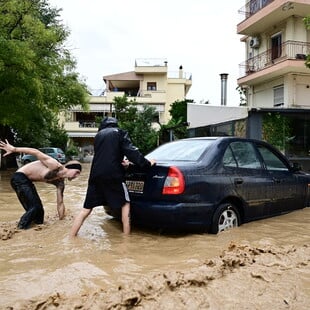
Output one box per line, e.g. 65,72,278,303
78,121,97,128
238,0,274,19
168,71,192,80
239,40,310,77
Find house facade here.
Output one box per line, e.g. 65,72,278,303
237,0,310,168
237,0,310,160
61,58,192,154
188,0,310,170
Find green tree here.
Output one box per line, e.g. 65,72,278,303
303,15,310,30
160,99,192,142
169,99,188,121
0,0,89,153
114,95,139,127
262,113,292,152
65,139,79,160
113,95,158,154
303,15,310,68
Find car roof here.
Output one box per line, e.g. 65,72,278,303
180,137,263,143
39,147,63,150
169,137,281,152
178,137,237,143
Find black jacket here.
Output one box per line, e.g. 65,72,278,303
89,118,151,181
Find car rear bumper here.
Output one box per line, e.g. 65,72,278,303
105,201,215,232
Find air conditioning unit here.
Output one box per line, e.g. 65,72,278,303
249,37,260,49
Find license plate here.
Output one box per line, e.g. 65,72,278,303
126,180,144,193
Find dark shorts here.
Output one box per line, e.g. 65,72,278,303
83,179,130,210
10,172,44,229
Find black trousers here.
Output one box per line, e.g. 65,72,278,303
10,172,44,229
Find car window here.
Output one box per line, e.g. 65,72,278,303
223,146,237,167
40,148,52,154
229,141,262,169
146,140,214,161
45,148,54,154
256,144,289,171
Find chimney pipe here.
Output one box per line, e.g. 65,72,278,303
179,65,183,78
220,73,228,106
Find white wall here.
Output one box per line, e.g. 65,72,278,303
187,104,248,128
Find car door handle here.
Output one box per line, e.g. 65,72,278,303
234,178,244,185
273,178,281,183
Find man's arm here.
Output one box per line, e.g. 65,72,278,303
120,131,156,168
0,139,60,170
49,179,66,219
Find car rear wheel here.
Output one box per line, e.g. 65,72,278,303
210,203,240,234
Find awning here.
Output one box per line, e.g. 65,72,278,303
67,132,97,138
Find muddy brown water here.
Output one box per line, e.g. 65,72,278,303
0,164,309,309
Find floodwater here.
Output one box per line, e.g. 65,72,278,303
0,164,309,309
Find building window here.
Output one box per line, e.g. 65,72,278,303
271,33,282,60
273,85,284,107
147,82,157,91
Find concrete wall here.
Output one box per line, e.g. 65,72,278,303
187,104,248,128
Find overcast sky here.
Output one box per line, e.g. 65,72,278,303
49,0,245,106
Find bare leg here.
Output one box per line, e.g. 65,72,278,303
121,202,130,234
70,208,92,237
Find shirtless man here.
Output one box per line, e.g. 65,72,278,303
0,139,82,229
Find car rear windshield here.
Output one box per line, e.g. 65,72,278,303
146,139,214,161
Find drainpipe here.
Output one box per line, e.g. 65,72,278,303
220,73,228,106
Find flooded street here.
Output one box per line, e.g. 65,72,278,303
0,164,309,309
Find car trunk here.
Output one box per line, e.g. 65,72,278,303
125,163,171,200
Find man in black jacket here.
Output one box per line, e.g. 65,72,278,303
70,117,155,236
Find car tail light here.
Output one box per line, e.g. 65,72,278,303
162,166,185,195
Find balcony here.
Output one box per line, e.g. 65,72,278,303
238,40,310,84
64,121,98,138
238,0,275,19
237,0,310,35
135,58,168,74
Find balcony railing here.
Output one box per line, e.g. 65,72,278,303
239,40,310,77
238,0,274,19
168,71,192,80
79,121,97,128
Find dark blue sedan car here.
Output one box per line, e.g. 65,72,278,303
104,137,310,234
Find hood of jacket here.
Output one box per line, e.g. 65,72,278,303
98,117,118,131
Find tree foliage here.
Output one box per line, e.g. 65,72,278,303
160,99,192,142
169,99,188,122
303,15,310,30
0,0,89,148
113,95,158,154
303,15,310,69
262,113,292,152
